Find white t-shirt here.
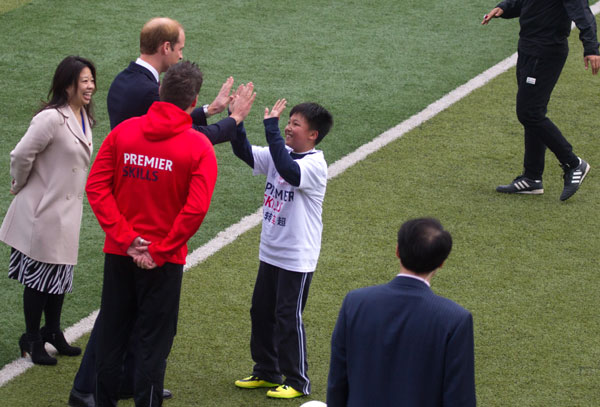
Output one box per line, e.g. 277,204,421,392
252,145,327,272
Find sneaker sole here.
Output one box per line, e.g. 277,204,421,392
496,189,544,195
266,391,305,399
235,381,280,389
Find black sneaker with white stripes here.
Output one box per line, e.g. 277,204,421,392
560,158,590,201
496,175,544,195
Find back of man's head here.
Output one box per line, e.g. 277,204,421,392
159,61,203,110
140,17,182,55
397,218,452,274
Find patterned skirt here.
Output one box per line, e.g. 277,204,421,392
8,248,74,294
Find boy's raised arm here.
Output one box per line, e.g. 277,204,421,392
230,120,254,168
264,99,301,187
229,83,257,168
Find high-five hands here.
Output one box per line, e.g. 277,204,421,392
127,236,156,269
264,98,287,120
206,76,234,116
229,82,256,124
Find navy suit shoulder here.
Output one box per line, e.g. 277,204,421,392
327,276,476,407
106,62,235,144
107,62,159,129
346,277,469,317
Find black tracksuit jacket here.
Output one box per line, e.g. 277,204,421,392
498,0,599,57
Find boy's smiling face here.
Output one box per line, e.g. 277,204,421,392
284,113,318,153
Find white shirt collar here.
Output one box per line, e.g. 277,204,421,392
136,58,160,83
396,273,430,287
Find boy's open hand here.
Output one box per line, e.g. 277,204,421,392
264,99,287,120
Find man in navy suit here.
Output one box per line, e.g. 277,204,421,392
107,17,241,141
68,17,253,407
327,218,476,407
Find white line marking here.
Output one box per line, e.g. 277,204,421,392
0,310,98,387
2,1,599,387
186,52,521,273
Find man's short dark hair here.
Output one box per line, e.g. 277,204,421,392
159,61,203,110
397,218,452,274
289,102,333,145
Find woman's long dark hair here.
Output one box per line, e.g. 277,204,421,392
39,56,97,127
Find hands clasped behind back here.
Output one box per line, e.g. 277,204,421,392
127,236,157,269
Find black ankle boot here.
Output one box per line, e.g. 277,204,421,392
40,327,81,356
19,333,57,365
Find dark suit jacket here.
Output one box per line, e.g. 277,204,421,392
327,276,476,407
107,61,235,144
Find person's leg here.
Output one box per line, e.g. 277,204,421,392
23,286,46,337
20,287,56,365
41,293,81,356
117,329,137,398
96,254,136,407
274,270,313,394
522,129,547,180
132,262,183,407
516,52,577,177
516,53,547,180
249,261,282,384
42,293,64,332
71,316,100,395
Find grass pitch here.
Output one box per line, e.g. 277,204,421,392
0,1,599,406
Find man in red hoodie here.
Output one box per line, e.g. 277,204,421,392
86,61,255,407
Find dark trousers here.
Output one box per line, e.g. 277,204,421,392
73,314,136,396
96,254,182,407
515,52,578,180
250,261,313,394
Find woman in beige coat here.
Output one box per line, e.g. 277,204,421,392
0,56,96,365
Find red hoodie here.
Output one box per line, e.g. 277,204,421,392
85,101,217,266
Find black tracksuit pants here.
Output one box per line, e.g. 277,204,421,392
250,261,313,394
515,51,579,180
96,254,182,407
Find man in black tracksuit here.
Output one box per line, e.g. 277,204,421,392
483,0,600,201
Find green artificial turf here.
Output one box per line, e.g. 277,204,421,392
0,0,519,369
1,0,599,406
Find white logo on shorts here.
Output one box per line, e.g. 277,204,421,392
526,77,537,85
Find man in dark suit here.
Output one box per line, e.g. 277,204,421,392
68,17,251,407
107,17,239,142
327,218,476,407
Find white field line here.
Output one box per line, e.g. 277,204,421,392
2,1,599,386
185,52,520,269
0,55,516,387
0,310,98,387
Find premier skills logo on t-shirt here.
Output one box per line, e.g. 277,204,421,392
263,180,295,227
122,153,173,182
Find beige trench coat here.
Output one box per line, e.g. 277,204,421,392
0,105,93,265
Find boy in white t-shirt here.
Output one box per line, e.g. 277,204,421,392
230,87,333,399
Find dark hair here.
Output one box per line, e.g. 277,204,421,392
159,61,203,110
397,218,452,274
40,56,97,127
140,17,182,54
289,102,333,145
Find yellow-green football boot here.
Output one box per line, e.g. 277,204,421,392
266,384,305,399
235,375,280,389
